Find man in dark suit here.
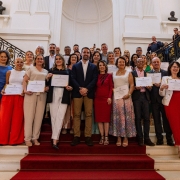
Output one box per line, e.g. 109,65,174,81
71,47,98,146
148,57,174,146
132,58,155,146
44,43,56,71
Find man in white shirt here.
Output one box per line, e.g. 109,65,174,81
44,43,56,71
71,47,98,146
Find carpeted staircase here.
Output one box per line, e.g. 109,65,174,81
11,124,165,180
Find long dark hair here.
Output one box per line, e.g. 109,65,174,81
92,51,102,63
130,54,139,68
168,61,180,77
0,50,11,65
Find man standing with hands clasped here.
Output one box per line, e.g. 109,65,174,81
71,47,98,146
132,58,155,146
148,57,174,146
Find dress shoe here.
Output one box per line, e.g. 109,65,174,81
156,139,164,145
52,144,59,150
144,139,155,146
71,137,80,146
138,138,144,146
167,140,175,146
85,137,93,146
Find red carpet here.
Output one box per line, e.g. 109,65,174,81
11,124,165,180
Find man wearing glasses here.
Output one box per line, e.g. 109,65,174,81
136,47,142,57
172,28,179,41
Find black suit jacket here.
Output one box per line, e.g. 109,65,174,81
44,56,50,71
71,61,98,99
148,69,168,103
131,70,150,101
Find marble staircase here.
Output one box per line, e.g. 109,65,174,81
0,126,180,180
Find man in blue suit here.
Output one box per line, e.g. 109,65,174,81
71,47,98,146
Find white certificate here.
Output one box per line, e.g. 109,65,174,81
107,65,117,74
160,62,169,71
147,73,161,84
51,74,69,87
27,81,45,92
136,77,153,87
167,79,180,91
5,84,23,95
114,85,129,100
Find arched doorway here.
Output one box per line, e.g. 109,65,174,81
60,0,113,51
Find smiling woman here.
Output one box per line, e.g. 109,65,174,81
0,50,12,100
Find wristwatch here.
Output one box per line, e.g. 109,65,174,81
128,93,131,97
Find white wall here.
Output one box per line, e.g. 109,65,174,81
0,0,180,57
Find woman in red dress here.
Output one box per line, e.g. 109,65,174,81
94,60,113,145
160,61,180,158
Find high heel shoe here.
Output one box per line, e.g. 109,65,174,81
52,144,59,150
116,137,121,146
99,136,104,145
122,137,128,147
104,136,109,145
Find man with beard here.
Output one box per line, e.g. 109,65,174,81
71,47,98,146
44,43,56,71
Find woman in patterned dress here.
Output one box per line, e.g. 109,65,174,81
109,56,136,147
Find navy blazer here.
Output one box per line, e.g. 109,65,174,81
148,69,168,103
71,61,98,99
131,70,150,102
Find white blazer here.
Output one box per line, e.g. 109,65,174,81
159,76,173,106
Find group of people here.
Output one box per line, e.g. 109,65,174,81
0,40,180,158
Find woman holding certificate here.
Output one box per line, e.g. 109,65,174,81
109,57,136,147
0,58,25,145
23,54,48,146
0,50,12,101
94,60,113,145
160,61,180,157
46,54,73,149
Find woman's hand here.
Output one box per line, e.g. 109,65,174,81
44,86,49,92
107,98,112,105
122,94,130,100
24,90,33,95
66,86,73,91
46,73,53,79
160,84,168,91
1,89,5,95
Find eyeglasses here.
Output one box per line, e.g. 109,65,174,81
137,50,142,51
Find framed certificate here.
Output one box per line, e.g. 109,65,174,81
107,65,117,74
135,77,153,87
27,81,45,92
114,85,129,100
147,73,161,84
168,79,180,91
5,84,23,95
51,74,69,87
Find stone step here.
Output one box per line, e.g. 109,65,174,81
157,171,180,180
150,155,180,171
150,125,155,133
0,155,26,171
0,172,18,180
0,145,28,155
146,146,178,156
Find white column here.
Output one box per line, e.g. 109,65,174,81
112,0,125,50
125,0,138,17
142,0,156,17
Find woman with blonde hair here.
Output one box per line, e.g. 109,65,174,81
23,51,34,71
46,54,73,149
23,54,48,146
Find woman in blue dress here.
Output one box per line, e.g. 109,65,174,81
0,50,12,102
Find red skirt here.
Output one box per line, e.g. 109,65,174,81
0,95,24,145
164,91,180,145
94,97,112,123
